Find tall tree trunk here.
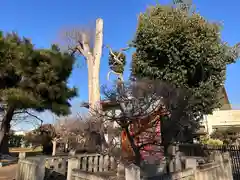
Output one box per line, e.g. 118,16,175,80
90,19,107,150
88,18,103,112
0,106,15,154
52,139,57,156
88,57,94,112
125,127,141,166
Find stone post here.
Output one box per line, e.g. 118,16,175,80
67,157,80,180
223,152,233,180
103,155,109,171
88,156,93,172
125,164,140,180
117,162,125,176
184,158,197,170
19,152,26,159
82,156,87,171
99,155,104,172
93,156,98,172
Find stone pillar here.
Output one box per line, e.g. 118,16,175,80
185,158,197,170
37,158,46,180
19,152,26,159
88,156,93,172
99,155,104,172
117,162,125,176
223,152,233,180
110,156,116,170
103,155,109,171
93,156,98,172
82,156,87,171
174,151,182,172
125,164,140,180
67,158,80,180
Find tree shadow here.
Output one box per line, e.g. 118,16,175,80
140,159,173,180
44,168,67,180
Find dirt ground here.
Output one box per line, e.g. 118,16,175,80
0,164,17,180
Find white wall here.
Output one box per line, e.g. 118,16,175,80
202,110,240,135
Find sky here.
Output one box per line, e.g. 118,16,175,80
1,0,240,131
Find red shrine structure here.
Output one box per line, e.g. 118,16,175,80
82,99,167,161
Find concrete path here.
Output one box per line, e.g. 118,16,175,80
0,164,17,180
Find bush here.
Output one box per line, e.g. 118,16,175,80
24,127,54,155
200,136,223,146
9,134,24,147
211,127,240,145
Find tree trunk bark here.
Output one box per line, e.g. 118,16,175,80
87,18,107,151
88,58,94,111
88,18,103,113
125,127,141,166
52,140,57,156
91,66,100,111
0,106,15,154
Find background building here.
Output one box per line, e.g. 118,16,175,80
201,87,240,135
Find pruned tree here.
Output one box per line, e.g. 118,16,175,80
0,32,77,154
60,19,109,152
62,19,103,112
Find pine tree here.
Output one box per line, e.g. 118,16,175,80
0,32,77,154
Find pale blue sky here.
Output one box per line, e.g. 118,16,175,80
1,0,239,130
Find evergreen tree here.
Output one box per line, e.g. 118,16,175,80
132,5,239,143
0,32,77,154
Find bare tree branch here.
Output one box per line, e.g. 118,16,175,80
106,46,130,82
88,78,199,165
106,45,125,65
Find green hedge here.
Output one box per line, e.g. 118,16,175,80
8,134,30,147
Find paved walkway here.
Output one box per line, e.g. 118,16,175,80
0,164,17,180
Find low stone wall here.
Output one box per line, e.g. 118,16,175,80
144,168,195,180
44,156,68,177
16,152,232,180
195,152,233,180
71,169,120,180
16,153,118,180
67,154,118,180
15,155,68,180
135,152,233,180
142,162,231,180
16,159,45,180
